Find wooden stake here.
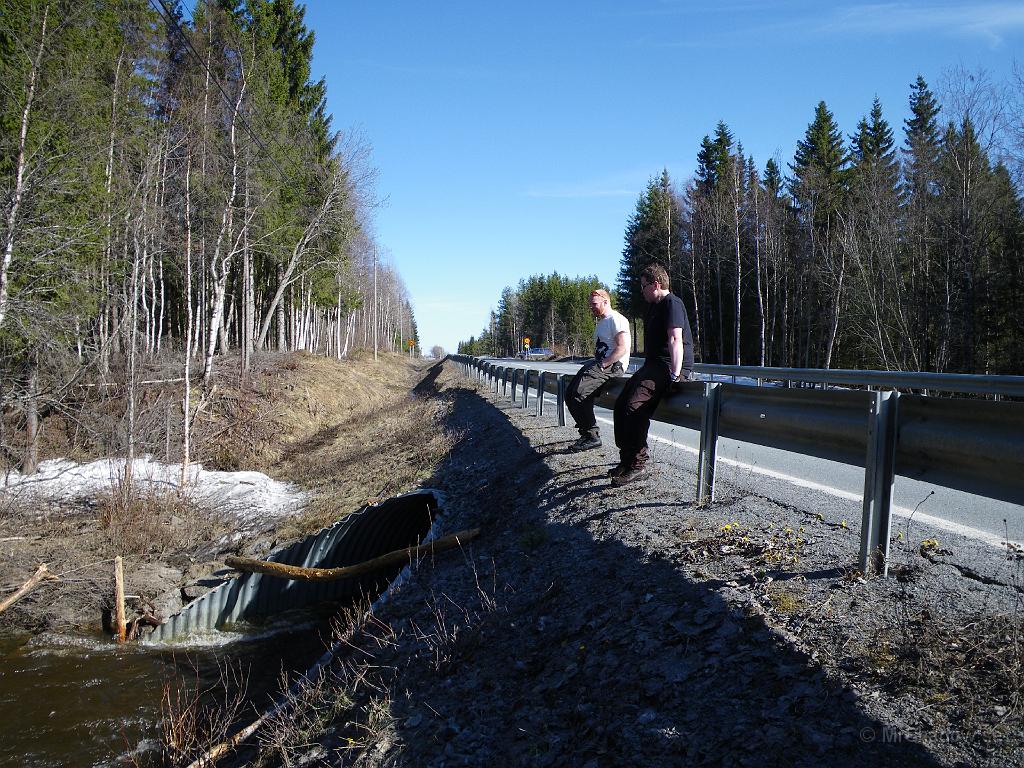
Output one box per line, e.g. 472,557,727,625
225,528,480,582
114,555,126,643
0,564,55,615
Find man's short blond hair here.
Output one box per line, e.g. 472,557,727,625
591,289,611,306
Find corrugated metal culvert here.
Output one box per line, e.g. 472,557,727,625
148,489,441,643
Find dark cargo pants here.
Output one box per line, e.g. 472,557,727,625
565,359,624,438
613,361,689,467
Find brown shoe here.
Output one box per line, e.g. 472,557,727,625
611,464,646,487
606,463,627,478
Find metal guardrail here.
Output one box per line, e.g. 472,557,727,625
451,355,1024,576
561,356,1024,398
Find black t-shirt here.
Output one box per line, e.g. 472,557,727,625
643,292,694,369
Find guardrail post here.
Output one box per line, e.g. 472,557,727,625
511,369,519,401
537,371,545,415
556,374,567,427
860,390,899,576
522,370,533,409
502,368,509,397
697,382,722,506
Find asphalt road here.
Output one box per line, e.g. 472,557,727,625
478,357,1024,549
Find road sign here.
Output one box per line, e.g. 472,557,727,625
407,339,414,347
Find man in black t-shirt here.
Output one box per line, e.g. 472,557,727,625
611,263,694,486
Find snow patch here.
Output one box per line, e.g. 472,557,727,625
2,455,307,529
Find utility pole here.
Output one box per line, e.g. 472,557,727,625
373,245,378,361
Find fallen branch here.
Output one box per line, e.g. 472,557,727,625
79,377,187,388
185,710,266,768
225,528,480,582
0,564,57,615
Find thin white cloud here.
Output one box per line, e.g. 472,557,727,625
348,59,501,82
526,184,636,199
525,168,657,199
634,2,1024,50
820,3,1024,46
413,299,484,315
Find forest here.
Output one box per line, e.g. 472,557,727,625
462,71,1024,374
1,0,417,471
458,273,607,358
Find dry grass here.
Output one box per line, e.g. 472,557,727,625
265,359,457,539
182,352,456,540
767,585,805,615
96,479,219,557
254,667,354,767
158,659,250,768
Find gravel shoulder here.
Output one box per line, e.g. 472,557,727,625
297,360,1024,768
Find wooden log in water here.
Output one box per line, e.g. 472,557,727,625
225,528,480,582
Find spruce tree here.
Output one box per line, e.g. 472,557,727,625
789,101,848,368
850,97,899,196
616,170,679,330
901,76,943,369
903,75,941,198
790,101,848,224
764,158,783,197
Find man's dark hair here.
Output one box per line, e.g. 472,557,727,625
640,263,670,291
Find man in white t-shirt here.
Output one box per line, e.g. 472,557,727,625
565,289,631,451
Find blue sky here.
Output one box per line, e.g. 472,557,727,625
301,1,1024,354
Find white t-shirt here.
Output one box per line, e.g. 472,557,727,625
594,309,631,368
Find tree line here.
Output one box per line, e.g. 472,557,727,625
461,70,1024,374
458,273,606,357
1,0,417,472
618,71,1024,374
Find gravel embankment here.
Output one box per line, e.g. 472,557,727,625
286,360,1023,768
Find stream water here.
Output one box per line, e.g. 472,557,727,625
1,491,439,766
0,613,338,767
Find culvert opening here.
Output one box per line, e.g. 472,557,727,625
149,489,442,643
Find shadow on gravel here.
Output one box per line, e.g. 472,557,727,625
768,566,851,582
345,367,946,768
412,360,447,395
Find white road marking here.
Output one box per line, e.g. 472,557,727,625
512,380,1018,549
595,419,1017,550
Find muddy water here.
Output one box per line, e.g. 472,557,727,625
0,615,339,768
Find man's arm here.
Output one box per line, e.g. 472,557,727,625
602,330,629,369
667,327,685,379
